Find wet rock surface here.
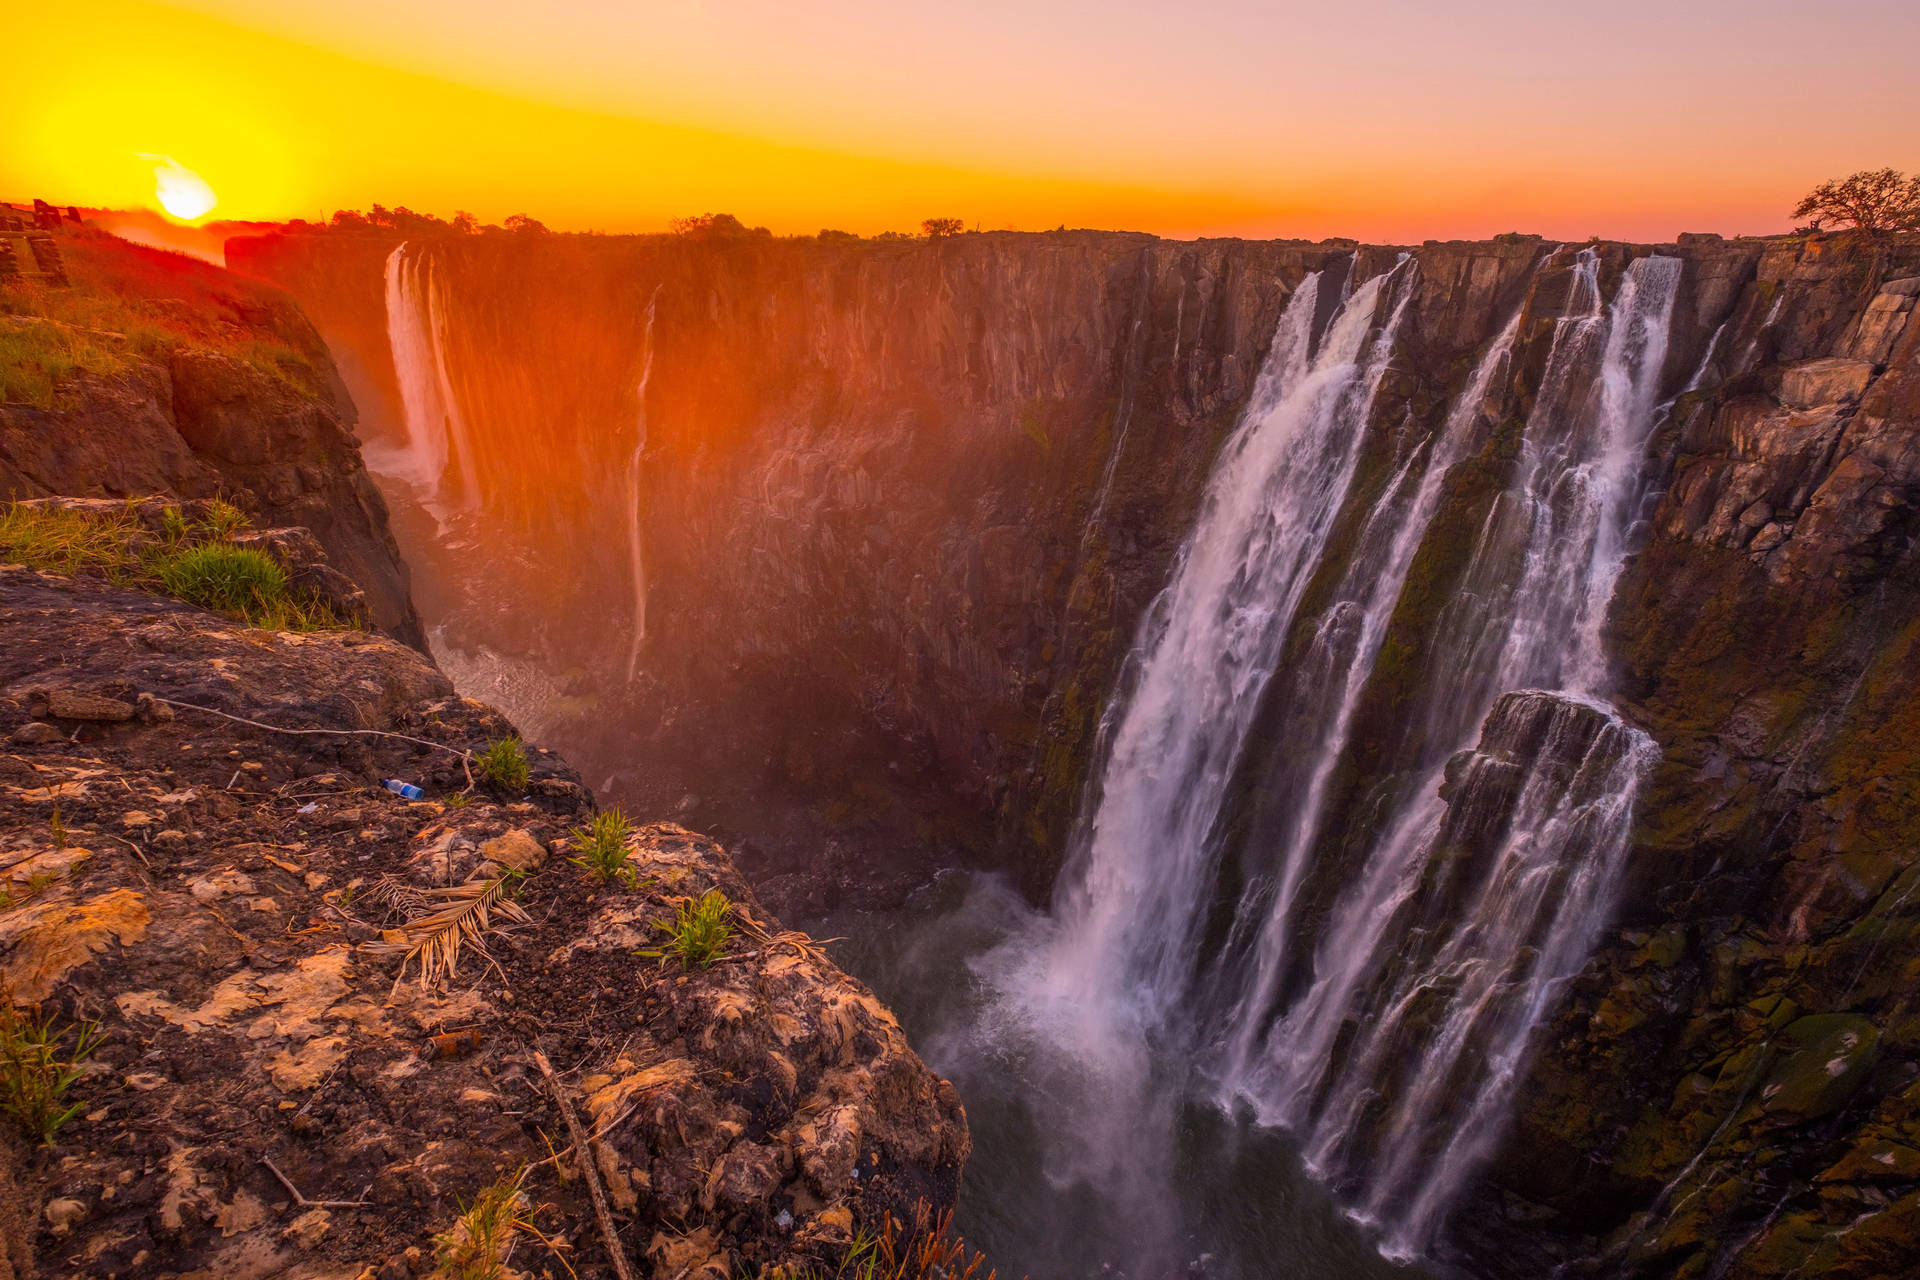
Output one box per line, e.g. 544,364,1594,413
0,566,967,1279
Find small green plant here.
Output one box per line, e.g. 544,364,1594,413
160,504,191,545
0,997,104,1146
49,796,66,851
568,809,640,886
430,1166,564,1280
474,736,530,792
443,792,470,810
646,889,735,969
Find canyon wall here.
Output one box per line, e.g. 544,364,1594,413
232,225,1920,1276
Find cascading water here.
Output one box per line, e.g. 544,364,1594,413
625,285,662,681
381,242,479,514
1043,257,1416,1024
1032,248,1684,1263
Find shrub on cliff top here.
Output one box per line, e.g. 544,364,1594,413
1793,169,1920,234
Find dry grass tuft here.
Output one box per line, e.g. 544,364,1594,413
430,1166,572,1280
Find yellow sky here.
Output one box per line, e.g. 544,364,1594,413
7,0,1917,240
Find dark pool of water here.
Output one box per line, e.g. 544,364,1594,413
807,871,1450,1280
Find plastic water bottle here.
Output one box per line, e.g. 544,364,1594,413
383,779,426,801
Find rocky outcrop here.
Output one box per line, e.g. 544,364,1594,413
0,562,967,1278
0,233,422,646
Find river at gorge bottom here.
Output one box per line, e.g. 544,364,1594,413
808,871,1458,1280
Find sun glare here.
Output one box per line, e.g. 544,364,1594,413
143,153,218,221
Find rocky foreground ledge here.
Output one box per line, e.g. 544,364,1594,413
0,559,968,1279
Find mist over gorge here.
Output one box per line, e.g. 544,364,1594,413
225,224,1920,1279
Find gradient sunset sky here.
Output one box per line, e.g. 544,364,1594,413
9,0,1918,241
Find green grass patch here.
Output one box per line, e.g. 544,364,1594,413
0,999,103,1147
475,735,531,792
160,543,288,614
0,500,346,631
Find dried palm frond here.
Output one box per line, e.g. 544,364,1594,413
734,905,843,965
364,875,431,921
363,875,530,992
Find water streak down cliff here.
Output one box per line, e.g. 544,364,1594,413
231,226,1920,1278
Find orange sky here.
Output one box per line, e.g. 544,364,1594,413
7,0,1917,241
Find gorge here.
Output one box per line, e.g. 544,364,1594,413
220,224,1920,1279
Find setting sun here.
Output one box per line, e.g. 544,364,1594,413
144,154,217,221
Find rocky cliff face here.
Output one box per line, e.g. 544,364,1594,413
1480,237,1920,1278
1,230,423,645
229,229,1368,906
233,225,1920,1278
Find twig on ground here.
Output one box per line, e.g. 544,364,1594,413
151,696,478,791
259,1157,371,1209
533,1049,636,1280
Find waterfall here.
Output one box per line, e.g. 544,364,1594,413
1218,300,1528,1064
1042,249,1684,1261
625,286,662,681
381,242,479,513
1087,248,1157,529
1043,254,1416,1035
